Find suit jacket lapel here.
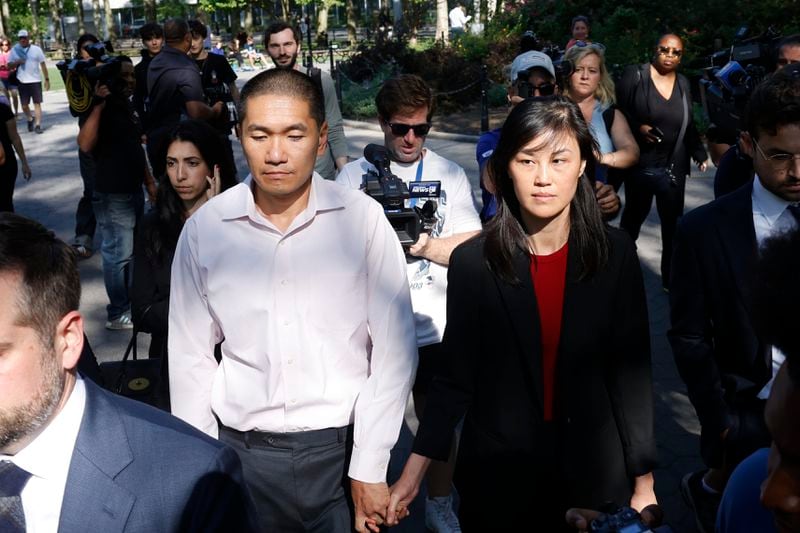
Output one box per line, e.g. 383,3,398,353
493,250,544,415
58,379,136,533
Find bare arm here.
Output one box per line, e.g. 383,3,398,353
6,118,29,177
40,61,49,91
408,230,480,266
600,110,639,169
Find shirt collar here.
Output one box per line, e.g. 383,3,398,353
752,173,793,227
220,173,346,227
0,375,86,483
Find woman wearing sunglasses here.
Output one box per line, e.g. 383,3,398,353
564,44,639,187
616,33,708,291
387,96,657,532
0,39,19,116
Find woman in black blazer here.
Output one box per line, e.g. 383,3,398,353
131,120,237,358
386,97,658,532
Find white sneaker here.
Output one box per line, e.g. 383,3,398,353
425,495,461,533
105,311,134,330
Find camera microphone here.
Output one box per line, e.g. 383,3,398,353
364,144,393,179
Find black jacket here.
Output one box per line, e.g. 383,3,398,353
668,182,770,465
413,228,657,531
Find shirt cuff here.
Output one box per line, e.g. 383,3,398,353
347,445,391,483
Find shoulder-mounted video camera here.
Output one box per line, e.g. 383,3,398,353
56,41,127,117
699,25,782,133
361,143,441,250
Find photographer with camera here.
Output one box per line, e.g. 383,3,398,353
337,74,481,533
188,19,238,175
146,18,224,178
77,56,149,330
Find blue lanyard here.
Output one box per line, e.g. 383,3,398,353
409,155,424,208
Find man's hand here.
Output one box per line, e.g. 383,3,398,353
385,475,419,526
44,78,50,92
594,181,620,218
408,232,430,259
94,83,110,106
695,158,709,173
21,161,31,181
351,480,389,533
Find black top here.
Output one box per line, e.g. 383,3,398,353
713,144,754,199
133,50,156,130
196,53,236,92
616,63,708,180
0,103,16,174
413,229,656,531
93,97,145,194
146,46,205,133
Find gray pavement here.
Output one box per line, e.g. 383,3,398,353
12,68,713,531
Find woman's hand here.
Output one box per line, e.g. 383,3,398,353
695,158,709,173
21,161,31,181
385,453,431,526
206,164,221,200
638,124,661,144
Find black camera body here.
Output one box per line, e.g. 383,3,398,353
56,41,126,117
361,144,441,249
700,25,782,133
589,506,673,533
204,80,237,129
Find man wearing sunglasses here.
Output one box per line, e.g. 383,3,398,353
337,73,481,533
669,63,800,533
476,50,620,222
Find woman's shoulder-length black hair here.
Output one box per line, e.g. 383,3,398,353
484,95,608,284
145,119,238,262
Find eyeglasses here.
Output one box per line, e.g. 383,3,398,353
573,41,606,53
517,81,556,98
752,137,800,171
657,46,683,58
386,122,431,137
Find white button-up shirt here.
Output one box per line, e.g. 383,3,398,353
168,174,418,482
1,376,86,532
752,175,797,399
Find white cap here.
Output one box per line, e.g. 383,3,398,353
509,51,555,83
17,29,28,38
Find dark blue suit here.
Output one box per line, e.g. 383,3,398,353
57,377,256,532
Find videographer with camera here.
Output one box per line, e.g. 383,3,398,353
188,19,238,175
146,18,225,178
77,56,148,330
337,74,481,532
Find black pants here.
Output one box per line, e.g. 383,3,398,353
0,164,16,212
74,149,97,244
220,425,355,533
620,170,685,287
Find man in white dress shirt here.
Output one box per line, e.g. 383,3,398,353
669,63,800,533
0,213,255,533
168,68,418,532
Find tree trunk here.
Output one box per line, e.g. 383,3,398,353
77,0,86,35
92,0,101,37
280,0,289,20
0,7,6,38
102,0,115,42
0,0,8,35
244,0,253,33
473,0,480,30
435,0,448,45
346,0,356,45
486,0,496,20
31,0,40,41
317,3,328,37
48,0,64,47
144,0,156,22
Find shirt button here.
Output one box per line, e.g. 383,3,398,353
290,398,297,404
283,320,290,326
287,358,294,365
281,280,287,286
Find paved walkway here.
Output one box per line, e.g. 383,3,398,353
11,68,714,531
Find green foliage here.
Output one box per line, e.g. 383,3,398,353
158,0,190,19
340,64,394,118
488,82,507,107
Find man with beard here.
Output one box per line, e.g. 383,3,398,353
264,21,348,180
0,213,256,532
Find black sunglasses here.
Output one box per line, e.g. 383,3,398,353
386,122,431,137
657,46,682,58
518,81,556,98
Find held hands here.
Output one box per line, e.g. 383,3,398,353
206,164,221,201
351,480,390,533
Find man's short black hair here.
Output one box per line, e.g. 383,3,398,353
238,69,324,127
754,228,800,385
0,213,80,345
375,74,434,123
745,63,800,139
139,22,164,42
188,19,207,40
163,18,189,45
264,21,301,45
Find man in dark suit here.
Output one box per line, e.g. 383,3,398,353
0,213,255,532
669,63,800,533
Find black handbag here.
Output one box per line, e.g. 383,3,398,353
99,326,170,411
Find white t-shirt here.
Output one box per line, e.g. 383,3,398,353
449,7,471,29
9,43,45,84
337,148,482,346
